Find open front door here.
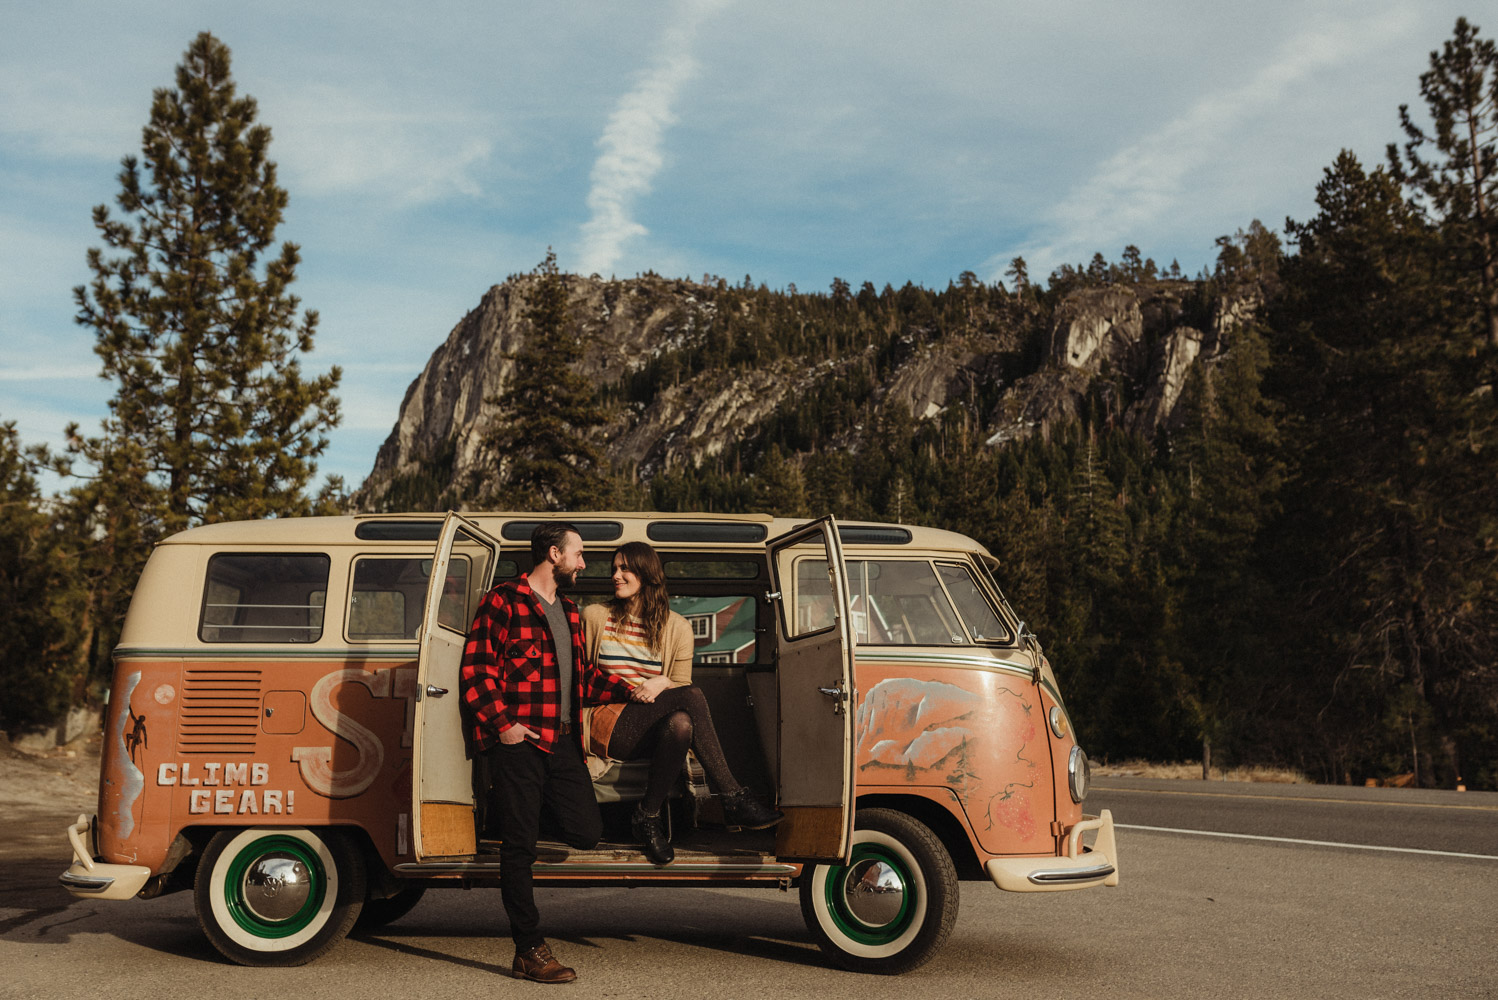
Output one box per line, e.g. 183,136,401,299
412,512,501,860
767,515,856,862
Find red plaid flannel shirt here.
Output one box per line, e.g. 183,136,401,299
459,578,632,755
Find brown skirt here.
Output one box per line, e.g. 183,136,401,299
587,702,627,758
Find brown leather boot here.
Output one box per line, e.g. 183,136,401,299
512,942,577,983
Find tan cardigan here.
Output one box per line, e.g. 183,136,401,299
580,603,695,778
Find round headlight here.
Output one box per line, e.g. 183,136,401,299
1068,745,1090,803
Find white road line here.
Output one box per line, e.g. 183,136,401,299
1116,823,1498,860
1092,783,1497,811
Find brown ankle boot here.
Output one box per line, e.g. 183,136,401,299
512,942,577,983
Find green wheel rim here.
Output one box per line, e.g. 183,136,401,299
822,845,915,945
223,835,327,939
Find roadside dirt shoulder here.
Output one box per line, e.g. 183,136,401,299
1,733,100,865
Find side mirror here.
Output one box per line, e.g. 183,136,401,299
1016,621,1038,650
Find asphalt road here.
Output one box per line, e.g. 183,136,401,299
4,765,1495,999
1089,776,1498,857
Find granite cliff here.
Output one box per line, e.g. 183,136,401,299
356,272,1262,509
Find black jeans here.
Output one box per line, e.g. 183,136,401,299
485,735,601,950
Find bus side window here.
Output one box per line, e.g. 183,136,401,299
348,556,466,641
793,559,837,636
200,553,331,643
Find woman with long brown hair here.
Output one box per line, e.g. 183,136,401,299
582,541,780,864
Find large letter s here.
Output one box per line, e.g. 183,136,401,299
290,669,389,798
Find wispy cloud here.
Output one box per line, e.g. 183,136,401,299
0,65,141,161
0,365,97,381
269,83,496,204
992,9,1417,280
576,0,727,277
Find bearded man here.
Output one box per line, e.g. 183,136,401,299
460,521,638,983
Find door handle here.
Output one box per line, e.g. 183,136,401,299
818,684,847,716
425,685,448,698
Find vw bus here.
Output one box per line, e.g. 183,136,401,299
60,511,1118,974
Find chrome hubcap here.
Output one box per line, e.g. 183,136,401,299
240,852,312,922
841,858,906,927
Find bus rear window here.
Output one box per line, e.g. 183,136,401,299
672,595,759,664
200,553,331,643
576,593,761,665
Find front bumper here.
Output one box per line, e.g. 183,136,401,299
986,808,1120,892
58,814,152,901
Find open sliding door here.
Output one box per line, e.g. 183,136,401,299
412,512,501,859
767,515,856,863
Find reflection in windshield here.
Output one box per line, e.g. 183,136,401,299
799,559,1009,645
936,563,1010,642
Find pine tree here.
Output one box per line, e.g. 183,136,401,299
984,483,1055,641
1118,245,1150,283
752,444,809,516
1063,432,1128,614
1271,149,1498,786
481,250,612,510
1390,17,1498,346
1166,320,1282,764
829,277,852,309
0,422,87,731
70,32,342,534
1004,257,1029,290
64,32,342,692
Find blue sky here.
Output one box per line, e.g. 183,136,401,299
0,1,1479,493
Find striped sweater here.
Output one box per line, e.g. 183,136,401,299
595,614,661,682
582,603,695,688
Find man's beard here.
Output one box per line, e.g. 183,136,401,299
552,563,579,591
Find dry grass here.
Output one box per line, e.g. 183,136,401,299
1091,759,1311,783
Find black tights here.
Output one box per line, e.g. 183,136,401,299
606,684,741,814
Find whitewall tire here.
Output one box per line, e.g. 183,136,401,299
194,827,364,966
799,808,958,974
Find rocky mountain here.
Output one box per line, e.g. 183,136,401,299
355,271,1262,510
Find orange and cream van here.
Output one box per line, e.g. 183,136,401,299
61,511,1118,973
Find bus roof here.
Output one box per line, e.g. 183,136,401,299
155,511,993,559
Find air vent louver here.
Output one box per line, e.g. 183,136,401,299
178,668,262,754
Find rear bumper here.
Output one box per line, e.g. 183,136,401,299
58,814,151,901
986,808,1120,892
